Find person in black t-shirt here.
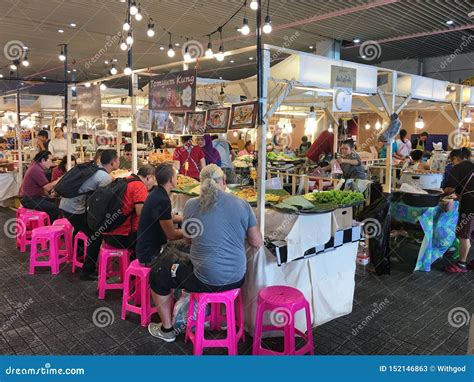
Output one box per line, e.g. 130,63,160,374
136,163,183,266
153,134,164,150
443,149,474,273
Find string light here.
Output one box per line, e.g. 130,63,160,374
123,19,130,31
205,35,213,58
129,1,138,15
241,16,250,35
375,120,381,130
124,65,132,75
58,45,66,61
110,64,118,75
415,115,424,129
365,121,370,130
167,33,175,58
250,0,258,10
126,31,134,45
183,39,192,62
120,37,128,51
263,0,272,33
100,83,107,91
215,28,225,61
10,62,17,71
21,52,29,67
135,4,143,21
147,19,155,37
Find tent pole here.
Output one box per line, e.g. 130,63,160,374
131,73,138,173
15,67,23,182
66,85,72,170
384,71,397,193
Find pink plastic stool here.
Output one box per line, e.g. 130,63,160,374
17,210,51,252
252,285,314,356
52,219,74,263
121,260,157,327
29,226,68,275
185,288,244,356
72,231,88,273
97,243,130,299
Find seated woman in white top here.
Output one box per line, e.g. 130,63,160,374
49,125,70,159
394,129,412,160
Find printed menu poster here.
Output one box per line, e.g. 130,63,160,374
76,85,102,120
149,69,197,112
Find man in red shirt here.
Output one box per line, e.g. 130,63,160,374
102,164,157,249
306,130,334,163
20,150,60,221
173,136,206,180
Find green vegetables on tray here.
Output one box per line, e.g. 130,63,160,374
304,190,365,206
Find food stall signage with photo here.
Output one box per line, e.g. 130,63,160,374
230,101,258,130
330,66,357,90
205,107,231,133
76,85,102,119
149,69,197,112
332,87,353,113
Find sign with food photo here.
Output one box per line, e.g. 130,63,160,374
230,101,257,130
205,107,230,133
149,69,197,112
166,113,186,135
151,112,169,132
185,111,207,135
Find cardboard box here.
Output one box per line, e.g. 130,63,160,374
331,207,353,236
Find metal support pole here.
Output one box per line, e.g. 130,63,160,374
15,67,23,181
64,44,68,124
131,73,138,173
384,71,397,193
256,0,268,237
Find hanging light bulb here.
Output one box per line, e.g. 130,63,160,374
135,5,143,21
10,62,17,71
21,55,29,67
124,65,132,75
263,15,272,34
250,0,258,10
328,124,334,133
100,83,107,91
147,19,155,37
305,106,317,135
120,39,128,51
59,46,66,61
129,1,138,15
365,121,370,130
167,33,175,58
183,45,192,62
84,82,91,87
205,36,213,58
215,28,225,61
110,64,118,75
241,17,250,35
126,31,133,46
123,19,130,31
415,115,425,129
464,110,472,123
375,120,381,130
71,84,76,91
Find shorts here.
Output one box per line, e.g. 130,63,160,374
149,257,244,296
456,212,474,240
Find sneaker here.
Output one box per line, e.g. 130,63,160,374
467,260,474,271
148,323,176,342
444,262,467,273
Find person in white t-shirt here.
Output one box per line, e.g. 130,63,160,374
49,125,70,159
395,129,412,159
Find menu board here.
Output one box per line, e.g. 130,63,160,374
136,110,152,131
149,69,197,112
185,111,206,135
166,113,185,135
76,85,102,119
151,112,169,132
205,107,230,133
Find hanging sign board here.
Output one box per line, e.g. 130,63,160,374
149,69,197,112
136,109,152,131
332,87,353,113
330,66,357,90
76,85,102,119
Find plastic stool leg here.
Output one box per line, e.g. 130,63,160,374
252,302,265,355
225,300,237,356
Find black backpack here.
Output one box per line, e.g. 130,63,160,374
55,162,106,198
87,177,140,233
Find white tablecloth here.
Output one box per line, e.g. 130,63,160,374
0,172,19,206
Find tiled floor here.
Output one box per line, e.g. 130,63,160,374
0,207,472,355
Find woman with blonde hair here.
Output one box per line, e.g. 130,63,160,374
148,164,263,343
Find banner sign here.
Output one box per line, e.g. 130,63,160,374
149,69,196,112
332,87,353,113
76,85,102,119
331,66,357,90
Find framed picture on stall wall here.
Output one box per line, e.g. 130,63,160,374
166,113,186,135
151,112,169,132
230,101,257,130
185,111,207,135
205,107,230,133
